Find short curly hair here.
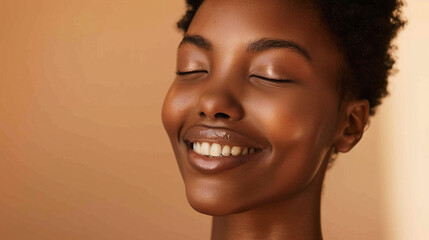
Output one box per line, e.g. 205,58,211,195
176,0,406,115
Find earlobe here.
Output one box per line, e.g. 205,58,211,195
334,99,370,153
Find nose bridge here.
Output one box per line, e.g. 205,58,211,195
198,70,245,121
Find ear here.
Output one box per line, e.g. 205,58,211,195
333,99,370,153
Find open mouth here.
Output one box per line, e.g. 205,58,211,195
182,125,267,173
189,141,260,157
185,141,264,173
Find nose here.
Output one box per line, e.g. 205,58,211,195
198,86,244,121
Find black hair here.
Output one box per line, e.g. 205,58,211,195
176,0,406,115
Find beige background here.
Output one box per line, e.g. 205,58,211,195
0,0,428,239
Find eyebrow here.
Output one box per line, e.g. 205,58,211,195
179,34,311,61
179,34,212,50
247,38,311,61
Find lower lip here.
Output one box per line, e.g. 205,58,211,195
187,149,262,174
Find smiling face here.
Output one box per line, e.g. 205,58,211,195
162,0,353,215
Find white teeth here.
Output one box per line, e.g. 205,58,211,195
210,143,222,157
200,142,210,155
192,142,257,157
193,142,199,153
221,145,231,156
231,146,241,156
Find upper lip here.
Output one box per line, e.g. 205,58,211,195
182,125,266,149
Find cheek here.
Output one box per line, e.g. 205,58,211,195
161,83,193,136
162,83,197,178
251,91,322,151
248,90,336,190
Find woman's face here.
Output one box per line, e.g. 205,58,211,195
162,0,344,215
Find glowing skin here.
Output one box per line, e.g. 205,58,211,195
162,0,369,239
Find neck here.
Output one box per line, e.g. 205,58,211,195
210,161,327,240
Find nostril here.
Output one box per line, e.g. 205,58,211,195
199,111,231,119
214,112,231,119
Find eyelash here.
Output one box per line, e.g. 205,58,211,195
249,74,292,83
176,70,208,75
176,71,292,83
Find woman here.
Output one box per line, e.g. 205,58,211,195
162,0,405,239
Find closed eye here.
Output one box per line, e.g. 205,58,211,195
176,70,208,75
250,74,293,83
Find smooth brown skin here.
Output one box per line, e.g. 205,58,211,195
162,0,369,239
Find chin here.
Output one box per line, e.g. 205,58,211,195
184,186,250,216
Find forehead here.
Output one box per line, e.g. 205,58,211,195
189,0,320,43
